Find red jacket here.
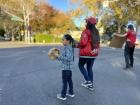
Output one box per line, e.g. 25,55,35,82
77,29,100,57
126,30,136,44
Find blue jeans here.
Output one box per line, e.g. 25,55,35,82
78,58,95,83
61,70,73,97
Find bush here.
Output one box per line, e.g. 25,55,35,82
34,34,61,43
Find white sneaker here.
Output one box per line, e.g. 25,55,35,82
81,81,92,87
57,94,67,100
66,93,75,98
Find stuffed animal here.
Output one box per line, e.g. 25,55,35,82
48,48,60,60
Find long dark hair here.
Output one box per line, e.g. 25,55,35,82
63,34,75,47
86,22,100,46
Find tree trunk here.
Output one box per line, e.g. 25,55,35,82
118,24,122,33
27,14,30,43
23,11,27,42
11,30,15,41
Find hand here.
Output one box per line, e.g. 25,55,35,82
91,49,99,54
73,40,79,48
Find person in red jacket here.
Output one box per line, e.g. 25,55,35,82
115,24,136,69
76,17,100,90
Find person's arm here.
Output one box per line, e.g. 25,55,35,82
57,48,73,62
113,33,127,37
79,33,88,48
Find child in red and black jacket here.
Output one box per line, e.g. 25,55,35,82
115,25,136,69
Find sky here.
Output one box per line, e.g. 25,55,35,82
46,0,84,27
45,0,85,27
47,0,69,12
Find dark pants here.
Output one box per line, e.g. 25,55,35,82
61,70,73,97
124,42,135,68
78,58,95,83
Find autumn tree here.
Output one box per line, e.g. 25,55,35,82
119,0,140,24
30,2,76,35
108,0,140,32
69,0,105,18
0,3,22,40
0,0,36,42
30,3,56,32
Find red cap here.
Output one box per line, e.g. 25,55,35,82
86,17,97,25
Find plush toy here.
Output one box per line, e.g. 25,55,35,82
48,48,60,60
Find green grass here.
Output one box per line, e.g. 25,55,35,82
34,34,61,43
33,34,80,43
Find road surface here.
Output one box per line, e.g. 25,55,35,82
0,45,140,105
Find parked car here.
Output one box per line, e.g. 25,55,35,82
5,36,11,41
0,36,5,40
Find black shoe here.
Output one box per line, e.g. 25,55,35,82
86,85,95,91
81,81,92,87
130,64,133,68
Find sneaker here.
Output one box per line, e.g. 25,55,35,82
86,85,95,91
57,94,67,100
81,81,92,87
66,93,75,98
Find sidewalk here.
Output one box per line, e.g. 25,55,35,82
0,41,39,48
0,41,140,49
0,41,61,48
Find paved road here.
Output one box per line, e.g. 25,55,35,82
0,46,140,105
